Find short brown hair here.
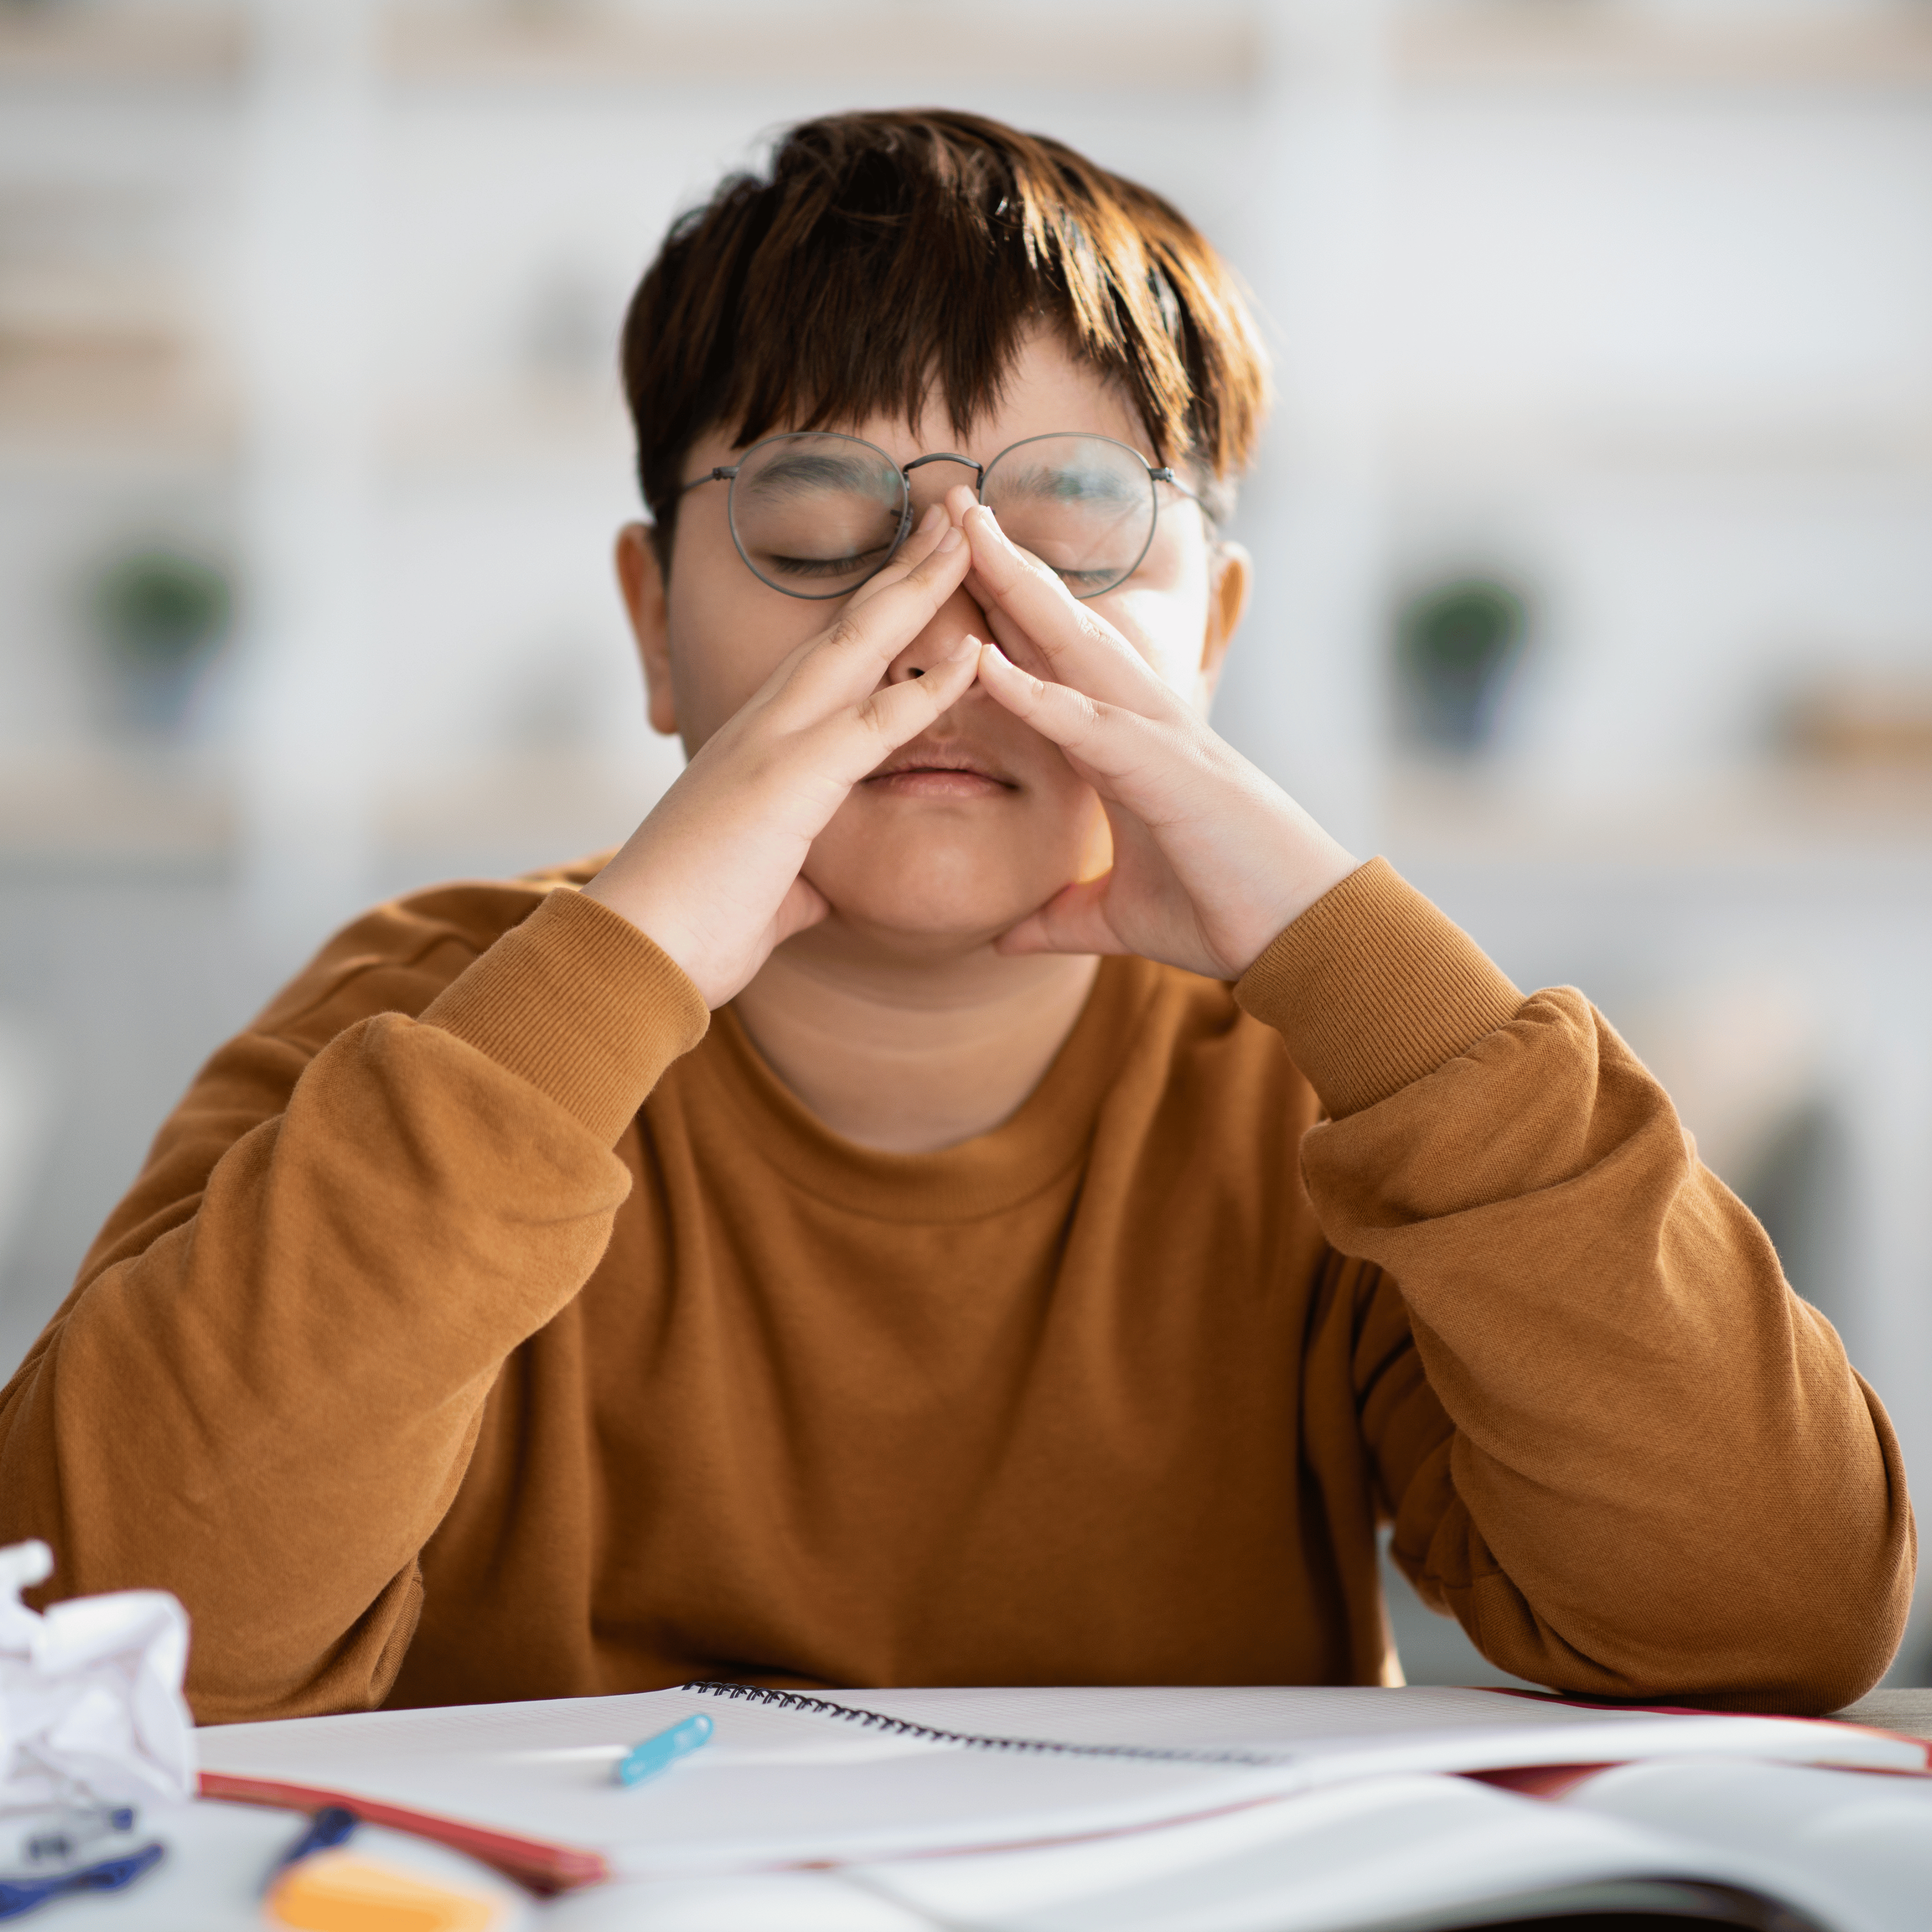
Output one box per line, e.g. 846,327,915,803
620,108,1270,561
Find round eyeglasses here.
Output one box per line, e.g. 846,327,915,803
678,430,1204,601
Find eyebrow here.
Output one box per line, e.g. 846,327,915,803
739,450,901,502
993,457,1142,506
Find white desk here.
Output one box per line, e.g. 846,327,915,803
22,1688,1932,1930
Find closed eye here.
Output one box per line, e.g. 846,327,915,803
760,545,895,580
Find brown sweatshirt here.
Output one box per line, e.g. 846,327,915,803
0,858,1911,1721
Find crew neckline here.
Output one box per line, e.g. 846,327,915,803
697,953,1164,1224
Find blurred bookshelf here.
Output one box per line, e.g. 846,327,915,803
0,753,669,879
1385,763,1932,871
380,4,1932,95
1397,5,1932,88
1,0,1929,1683
382,3,1259,90
0,3,244,82
8,3,1931,95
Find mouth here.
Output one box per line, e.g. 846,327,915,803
862,747,1018,799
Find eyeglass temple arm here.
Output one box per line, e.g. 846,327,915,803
676,467,738,497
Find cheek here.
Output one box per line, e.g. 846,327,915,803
666,569,824,745
1100,589,1208,698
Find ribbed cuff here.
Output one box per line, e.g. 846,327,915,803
421,887,709,1145
1235,857,1522,1120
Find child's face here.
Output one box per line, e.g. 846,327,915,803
622,331,1248,956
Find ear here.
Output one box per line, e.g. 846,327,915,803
1196,540,1251,709
616,522,677,737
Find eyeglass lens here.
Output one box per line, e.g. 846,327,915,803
726,432,1167,601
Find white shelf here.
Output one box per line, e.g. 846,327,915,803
0,759,236,870
381,4,1932,96
1382,407,1932,483
0,754,674,873
1384,761,1932,873
0,372,237,474
5,5,1928,97
0,5,244,85
379,383,634,481
377,752,674,860
382,2,1259,90
1397,7,1932,91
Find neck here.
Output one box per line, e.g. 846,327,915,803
731,925,1101,1155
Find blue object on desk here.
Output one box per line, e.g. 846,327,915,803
0,1842,164,1921
267,1805,358,1880
615,1711,714,1787
19,1806,136,1868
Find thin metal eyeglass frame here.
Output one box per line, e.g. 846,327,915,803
676,430,1205,601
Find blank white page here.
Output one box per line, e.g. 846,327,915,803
196,1684,1928,1880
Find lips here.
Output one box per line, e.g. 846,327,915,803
865,744,1016,787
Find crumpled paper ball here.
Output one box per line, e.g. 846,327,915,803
0,1540,195,1810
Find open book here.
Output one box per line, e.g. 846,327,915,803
194,1683,1932,1929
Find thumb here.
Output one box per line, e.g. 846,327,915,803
771,874,832,947
994,874,1127,957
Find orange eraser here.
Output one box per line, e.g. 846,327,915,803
263,1849,507,1932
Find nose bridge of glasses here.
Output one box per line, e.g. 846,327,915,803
901,451,986,517
901,451,984,481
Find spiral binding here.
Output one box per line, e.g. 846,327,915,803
677,1681,1276,1768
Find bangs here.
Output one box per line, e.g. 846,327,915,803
621,110,1269,541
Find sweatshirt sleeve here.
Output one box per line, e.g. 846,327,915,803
0,884,708,1723
1239,858,1916,1714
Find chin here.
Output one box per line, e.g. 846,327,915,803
810,869,1060,958
826,887,1041,958
806,825,1081,956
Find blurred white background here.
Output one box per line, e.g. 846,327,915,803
1,0,1928,1686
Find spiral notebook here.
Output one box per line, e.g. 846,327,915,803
195,1681,1930,1894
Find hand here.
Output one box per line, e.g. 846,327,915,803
960,501,1357,980
585,512,979,1007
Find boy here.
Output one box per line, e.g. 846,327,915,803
0,111,1910,1722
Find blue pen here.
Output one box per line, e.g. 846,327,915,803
0,1843,165,1922
614,1711,713,1787
267,1805,358,1882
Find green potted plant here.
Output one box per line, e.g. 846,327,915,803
90,547,233,736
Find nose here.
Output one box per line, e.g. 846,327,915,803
885,481,985,686
886,573,987,686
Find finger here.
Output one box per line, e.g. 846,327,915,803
963,585,1055,681
844,503,950,612
974,639,1162,785
770,873,831,946
736,506,959,719
961,505,1172,713
814,630,983,783
796,524,974,705
995,876,1128,958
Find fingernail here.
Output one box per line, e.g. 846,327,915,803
938,526,964,554
916,503,945,534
